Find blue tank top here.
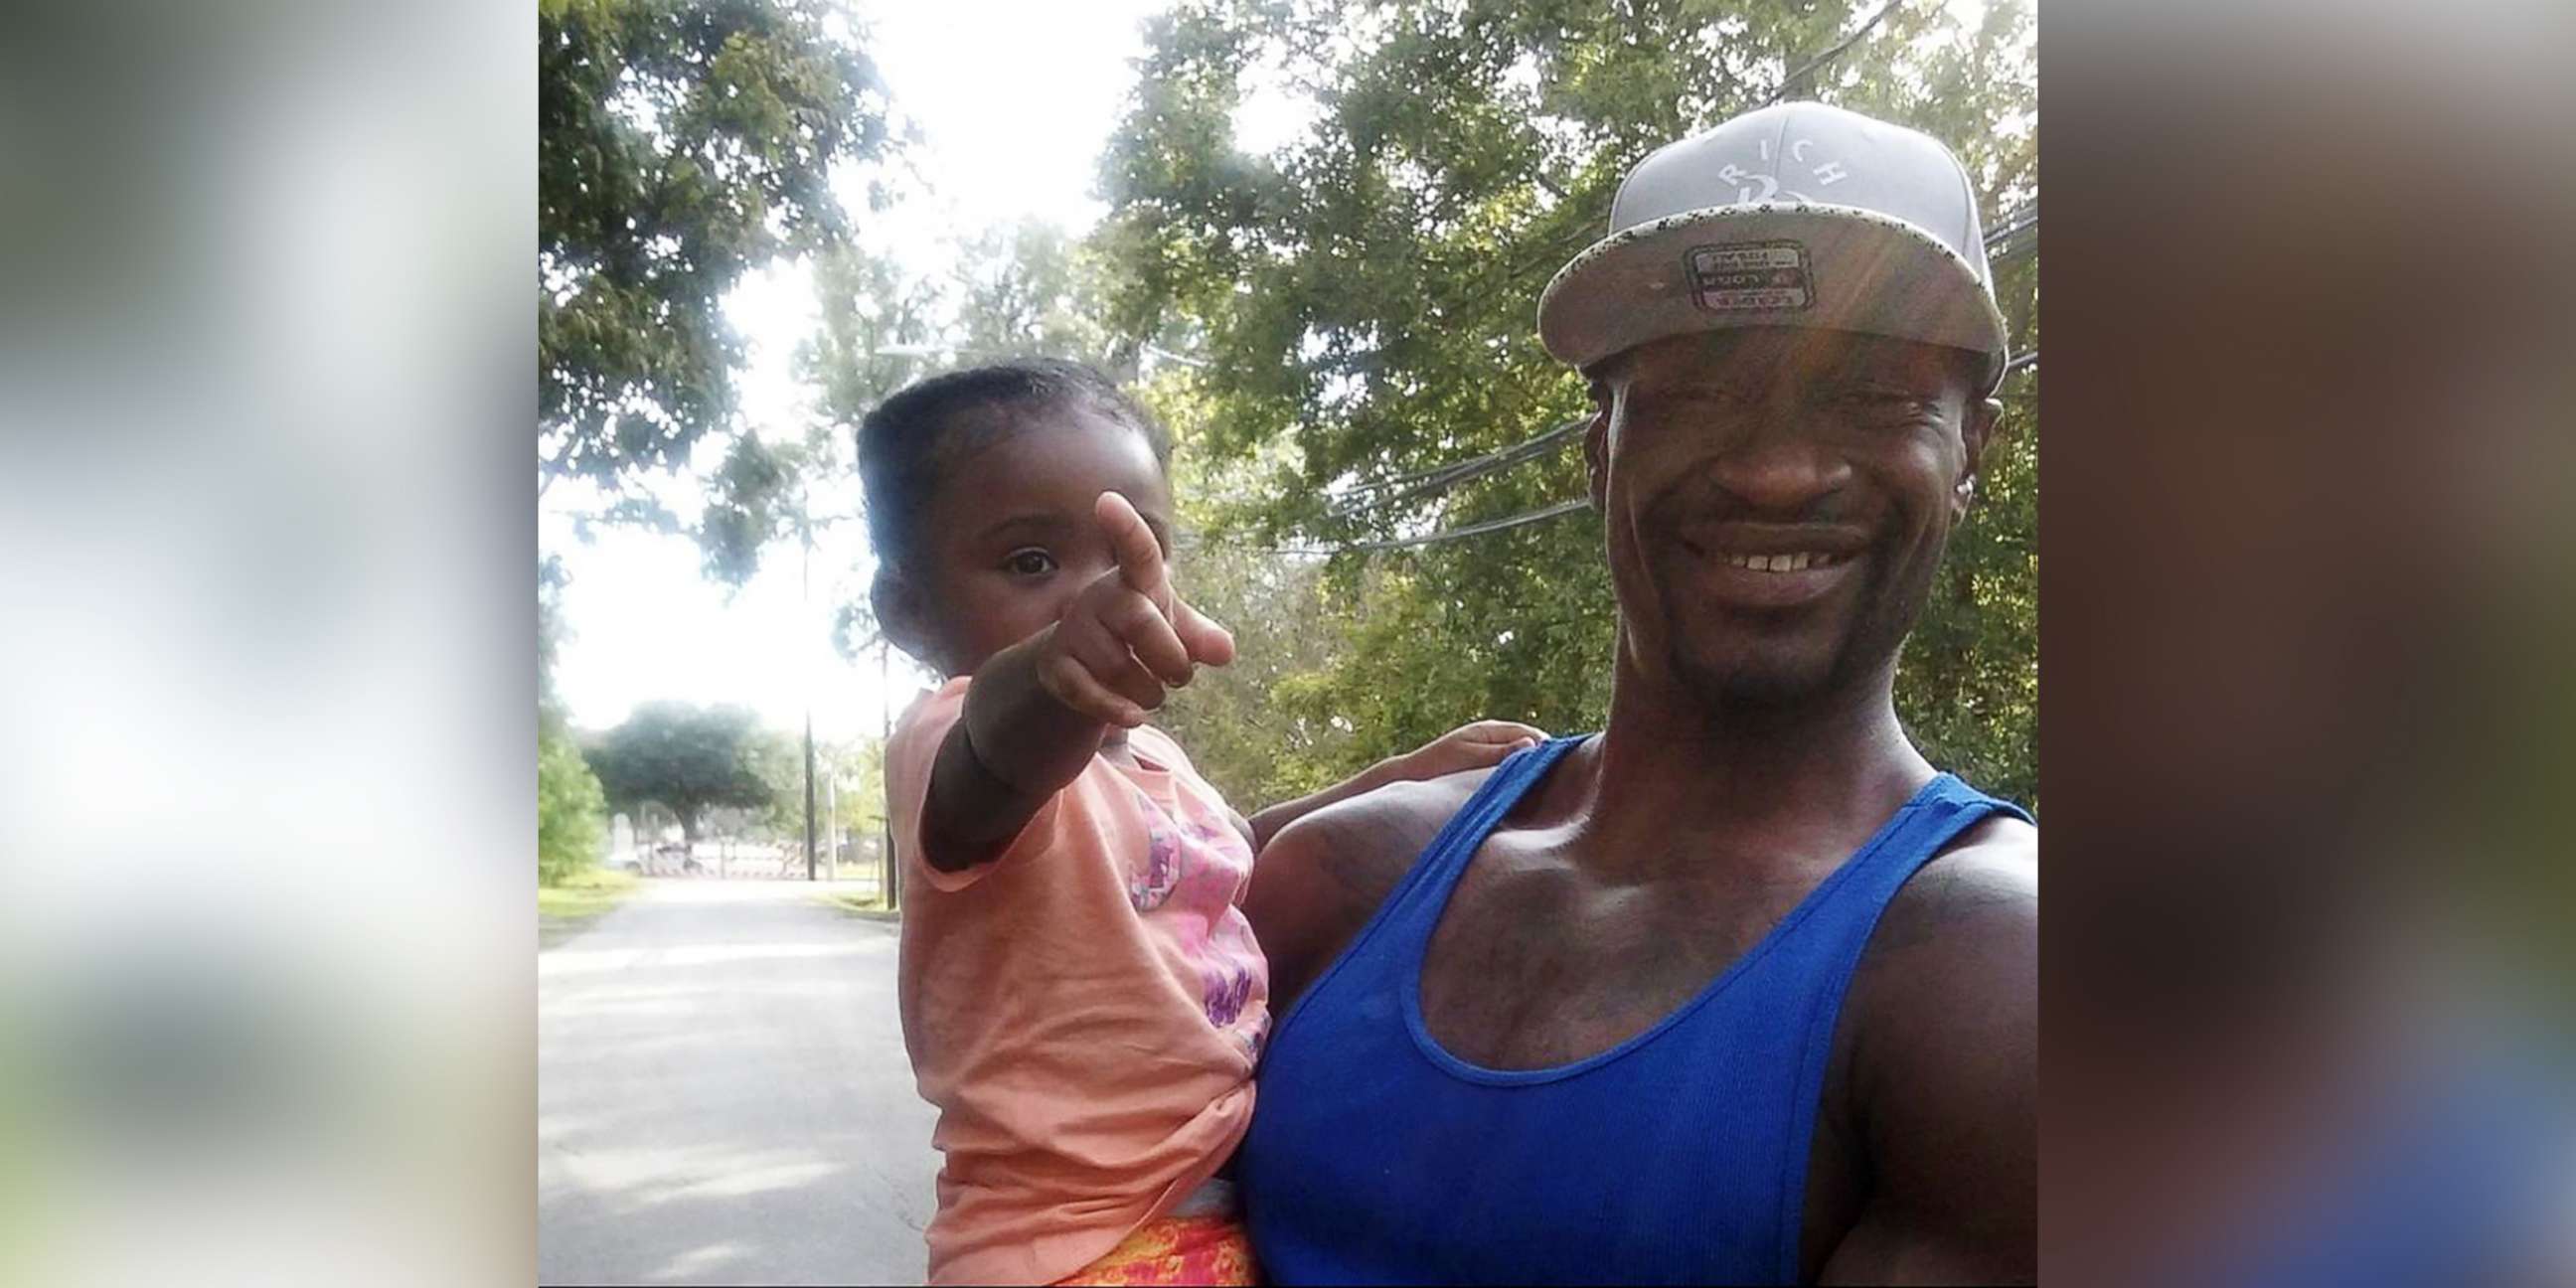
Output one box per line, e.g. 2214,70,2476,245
1239,736,2030,1285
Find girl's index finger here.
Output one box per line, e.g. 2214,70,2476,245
1095,491,1170,599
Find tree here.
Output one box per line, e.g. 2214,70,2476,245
946,222,1127,373
1132,388,1368,807
838,736,889,837
540,558,610,886
540,0,896,513
798,219,1138,428
800,242,951,434
539,0,901,873
745,730,886,841
1096,0,2039,806
788,219,1161,659
540,724,611,886
582,701,775,842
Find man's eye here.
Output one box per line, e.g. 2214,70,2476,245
1841,389,1935,417
1003,549,1057,576
1670,385,1748,404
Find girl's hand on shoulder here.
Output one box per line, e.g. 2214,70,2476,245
1388,720,1549,782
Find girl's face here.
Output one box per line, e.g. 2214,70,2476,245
903,407,1176,677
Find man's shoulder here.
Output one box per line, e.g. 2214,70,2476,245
1901,812,2038,917
1245,765,1502,1013
1265,766,1494,895
1813,811,2036,1280
1862,812,2037,984
1844,810,2037,1101
1811,816,2036,1282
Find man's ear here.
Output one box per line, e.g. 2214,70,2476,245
1955,397,2004,519
871,570,941,675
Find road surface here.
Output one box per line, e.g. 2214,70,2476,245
541,880,941,1285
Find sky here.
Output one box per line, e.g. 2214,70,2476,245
543,0,2013,744
544,0,1183,742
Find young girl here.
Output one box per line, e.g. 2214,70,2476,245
862,359,1541,1286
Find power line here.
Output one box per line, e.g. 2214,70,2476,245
1331,418,1579,497
1986,205,2037,265
1327,418,1588,516
1986,203,2037,246
1274,497,1593,556
1762,0,1908,107
1281,350,2040,556
1143,342,1208,370
1247,187,2039,555
1325,207,2033,524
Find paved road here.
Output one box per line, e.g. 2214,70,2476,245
540,880,941,1286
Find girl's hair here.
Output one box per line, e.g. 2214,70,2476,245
857,358,1172,582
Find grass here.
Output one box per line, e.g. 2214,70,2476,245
539,868,640,946
815,889,901,922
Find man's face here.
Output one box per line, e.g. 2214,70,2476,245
1588,326,1995,710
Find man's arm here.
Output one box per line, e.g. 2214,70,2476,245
1240,773,1486,1014
1237,761,1399,855
1820,823,2039,1286
1241,721,1544,853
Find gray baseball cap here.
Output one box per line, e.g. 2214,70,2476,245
1537,101,2009,392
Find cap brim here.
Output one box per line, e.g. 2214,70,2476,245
1537,203,2009,392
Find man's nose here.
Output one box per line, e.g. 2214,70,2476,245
1705,408,1850,514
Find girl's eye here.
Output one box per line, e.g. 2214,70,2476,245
1003,548,1057,576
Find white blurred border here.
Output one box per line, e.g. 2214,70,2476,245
0,1,531,1283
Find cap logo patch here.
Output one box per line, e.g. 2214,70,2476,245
1716,163,1785,204
1780,137,1850,183
1687,241,1813,313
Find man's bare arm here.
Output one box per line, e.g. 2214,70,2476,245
1821,825,2039,1285
1242,722,1543,853
1242,773,1484,1014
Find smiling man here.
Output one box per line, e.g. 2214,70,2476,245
1235,102,2038,1285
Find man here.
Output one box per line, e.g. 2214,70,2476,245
1235,101,2038,1285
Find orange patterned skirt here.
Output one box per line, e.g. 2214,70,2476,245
1052,1211,1258,1286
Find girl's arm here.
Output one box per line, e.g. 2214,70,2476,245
1240,720,1547,854
918,628,1109,873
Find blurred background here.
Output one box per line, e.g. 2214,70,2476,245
2043,2,2576,1283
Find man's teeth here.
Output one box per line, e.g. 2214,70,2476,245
1718,551,1847,572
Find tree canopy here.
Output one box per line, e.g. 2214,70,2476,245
1103,0,2039,807
536,0,2040,830
540,0,895,509
541,725,611,885
540,561,611,886
582,701,775,840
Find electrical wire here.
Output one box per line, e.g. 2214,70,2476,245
1761,0,1910,108
1273,351,2040,556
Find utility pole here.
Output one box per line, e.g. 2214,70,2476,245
801,508,819,882
881,633,898,910
791,474,871,886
